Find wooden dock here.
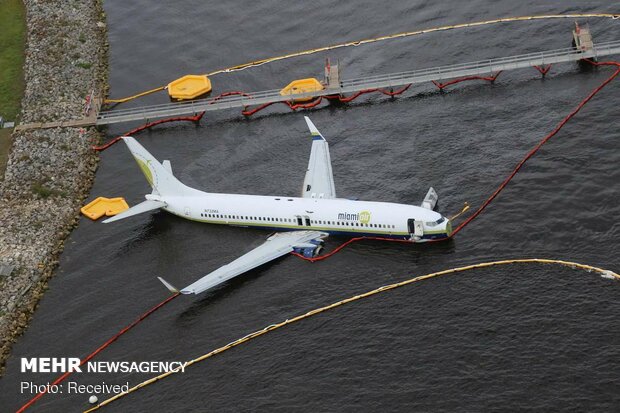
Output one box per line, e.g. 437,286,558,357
15,95,102,132
15,40,620,130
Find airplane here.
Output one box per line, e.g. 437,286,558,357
103,117,453,295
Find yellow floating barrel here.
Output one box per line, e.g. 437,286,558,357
280,78,324,102
167,75,212,100
81,197,129,220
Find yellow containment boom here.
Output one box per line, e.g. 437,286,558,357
167,75,212,100
280,78,324,102
81,197,130,220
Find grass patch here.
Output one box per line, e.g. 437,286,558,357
0,129,12,179
0,0,26,121
0,0,26,180
31,182,54,198
76,62,92,69
31,181,65,199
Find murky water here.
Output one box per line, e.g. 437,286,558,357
1,1,619,411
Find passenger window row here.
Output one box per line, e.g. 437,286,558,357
199,213,396,229
200,213,293,222
310,220,395,229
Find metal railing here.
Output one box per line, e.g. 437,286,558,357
97,40,620,125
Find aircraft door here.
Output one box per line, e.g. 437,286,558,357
296,216,303,226
407,219,424,237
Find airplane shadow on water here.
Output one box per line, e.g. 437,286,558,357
114,210,178,257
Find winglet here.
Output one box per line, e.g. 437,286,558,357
304,116,325,140
158,277,179,293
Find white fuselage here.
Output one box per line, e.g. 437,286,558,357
158,188,452,241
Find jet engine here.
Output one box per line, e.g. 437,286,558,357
293,238,325,258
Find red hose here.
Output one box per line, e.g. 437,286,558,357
243,84,413,116
16,293,179,413
533,64,552,75
431,71,502,90
335,89,377,103
94,91,254,151
292,236,414,262
93,112,205,151
451,60,619,236
288,97,324,110
378,83,412,96
241,101,278,116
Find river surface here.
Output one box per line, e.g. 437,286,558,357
2,1,620,411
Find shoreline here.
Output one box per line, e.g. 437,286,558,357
0,0,108,373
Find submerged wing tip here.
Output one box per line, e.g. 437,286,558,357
101,215,118,224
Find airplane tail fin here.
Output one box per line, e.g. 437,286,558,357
121,137,189,196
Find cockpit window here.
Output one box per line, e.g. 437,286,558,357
425,217,445,227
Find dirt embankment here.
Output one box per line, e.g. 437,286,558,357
0,0,108,373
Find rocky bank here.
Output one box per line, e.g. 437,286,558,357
0,0,108,373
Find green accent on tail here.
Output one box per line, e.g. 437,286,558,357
135,157,154,186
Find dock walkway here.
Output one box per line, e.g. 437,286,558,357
17,40,620,130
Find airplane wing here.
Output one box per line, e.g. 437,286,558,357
301,116,337,199
159,230,328,295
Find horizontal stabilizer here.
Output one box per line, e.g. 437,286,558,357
102,199,166,223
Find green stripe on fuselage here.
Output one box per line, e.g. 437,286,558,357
166,210,414,236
